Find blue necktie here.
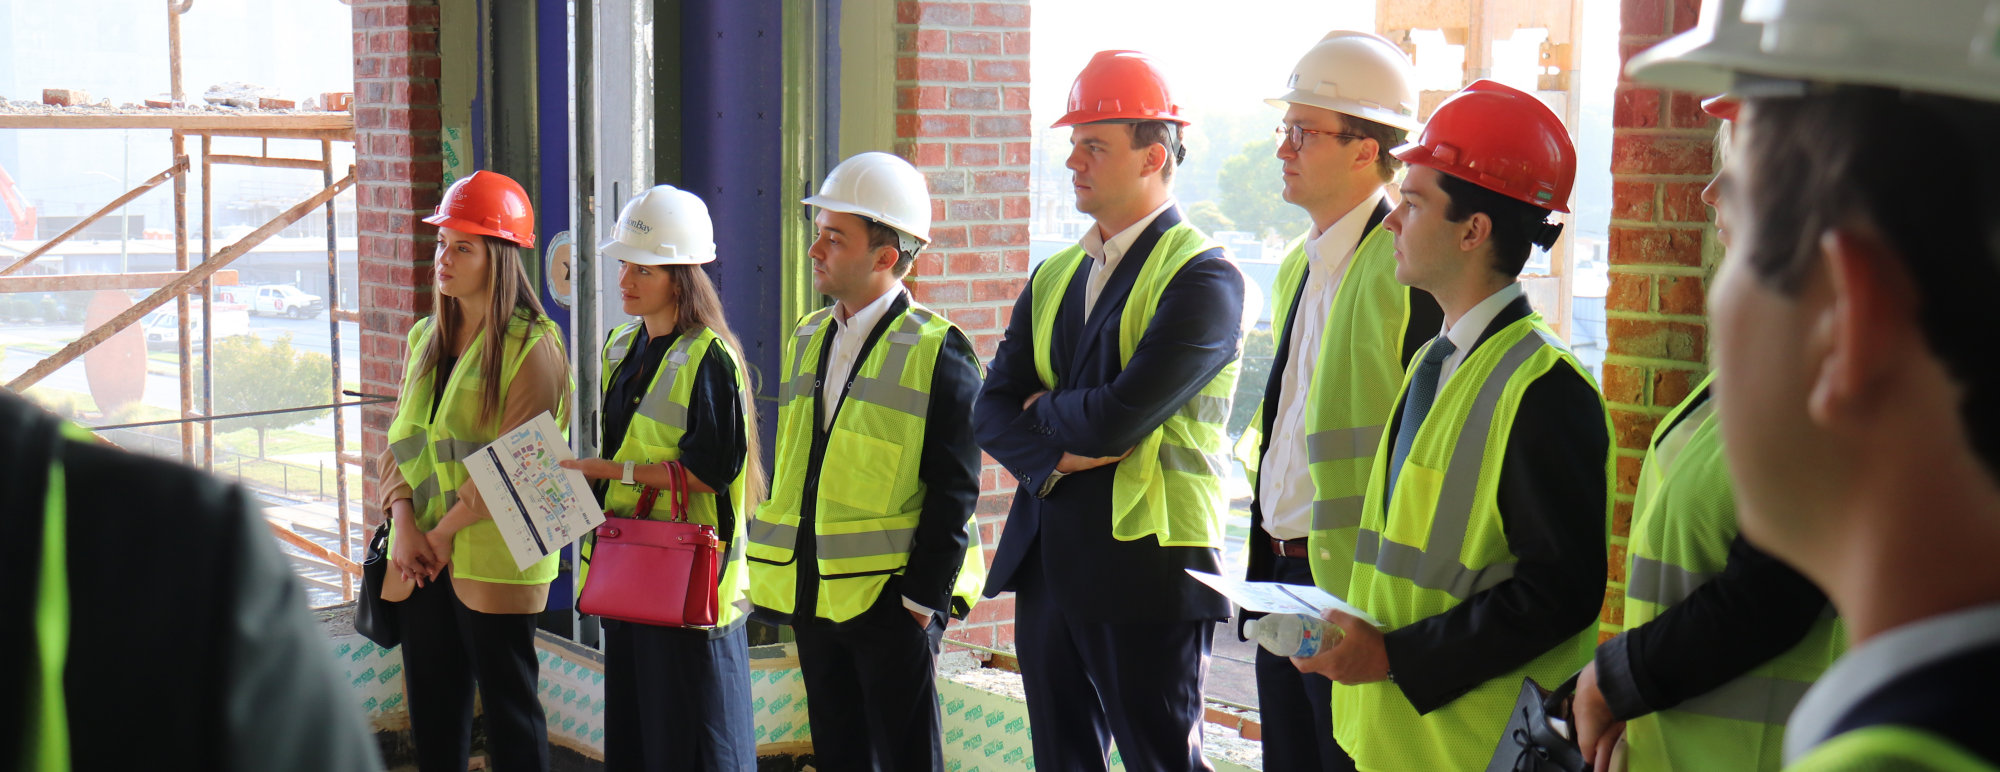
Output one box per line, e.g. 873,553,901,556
1388,336,1458,496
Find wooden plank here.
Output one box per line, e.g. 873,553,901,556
207,153,327,171
183,127,354,141
0,269,236,293
0,113,352,131
268,519,363,576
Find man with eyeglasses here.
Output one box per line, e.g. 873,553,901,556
1237,31,1440,772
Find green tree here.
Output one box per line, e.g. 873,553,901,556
1184,200,1236,234
213,333,331,459
1217,140,1308,240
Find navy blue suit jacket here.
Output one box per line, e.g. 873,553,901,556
974,205,1244,623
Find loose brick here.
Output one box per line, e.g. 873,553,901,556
1607,272,1651,312
1658,275,1705,316
1609,227,1703,267
1662,181,1709,222
1611,135,1715,175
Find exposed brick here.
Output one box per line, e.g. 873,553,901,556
898,2,973,25
1613,501,1634,539
952,142,1002,166
897,56,969,83
1612,180,1655,221
1611,135,1715,175
1652,367,1703,408
1618,455,1644,495
925,171,967,195
949,250,1002,274
1609,227,1703,267
1672,0,1702,34
907,278,970,304
905,141,947,167
928,225,969,248
1611,409,1660,451
973,3,1030,26
901,28,947,53
1601,363,1646,405
1003,195,1031,220
909,252,947,277
1004,30,1030,55
973,114,1032,138
1004,141,1031,165
1669,91,1711,129
947,197,1001,221
972,170,1029,193
1607,318,1707,362
971,223,1028,246
1658,275,1705,316
1607,272,1651,312
951,31,1003,54
899,86,948,111
948,306,997,330
1662,181,1709,222
948,86,1000,110
1624,0,1666,36
974,59,1030,83
1614,88,1661,128
1608,544,1629,583
1003,86,1031,111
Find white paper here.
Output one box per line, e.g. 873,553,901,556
1186,569,1384,628
463,411,606,571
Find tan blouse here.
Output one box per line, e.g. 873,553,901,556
376,328,571,615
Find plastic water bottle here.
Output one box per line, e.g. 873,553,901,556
1244,613,1340,658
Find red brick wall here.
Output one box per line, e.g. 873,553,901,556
351,0,443,523
1599,0,1719,640
892,0,1032,652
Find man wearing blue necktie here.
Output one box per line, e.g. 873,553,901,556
1290,79,1614,772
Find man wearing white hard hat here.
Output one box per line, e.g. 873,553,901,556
1236,31,1443,772
745,151,988,772
557,185,763,771
1626,0,2000,769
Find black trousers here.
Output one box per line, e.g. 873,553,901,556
396,570,550,772
602,619,756,772
1253,555,1357,772
1015,555,1215,772
793,588,946,772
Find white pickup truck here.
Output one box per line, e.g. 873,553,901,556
141,302,251,351
216,284,325,319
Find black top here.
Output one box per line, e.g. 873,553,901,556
429,354,457,423
1378,295,1612,715
0,391,384,771
596,328,747,522
1828,638,2000,764
975,205,1246,623
751,292,985,625
1594,384,1833,720
1240,201,1446,635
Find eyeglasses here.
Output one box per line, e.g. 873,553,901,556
1274,124,1368,152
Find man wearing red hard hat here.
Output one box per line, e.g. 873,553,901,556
1290,79,1614,772
974,50,1245,772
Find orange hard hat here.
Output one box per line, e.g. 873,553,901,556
423,170,536,247
1700,94,1740,121
1052,50,1190,128
1392,80,1576,213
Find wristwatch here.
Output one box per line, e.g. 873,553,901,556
622,460,637,485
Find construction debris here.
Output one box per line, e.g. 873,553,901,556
320,92,353,112
42,88,91,106
144,95,182,109
202,81,278,109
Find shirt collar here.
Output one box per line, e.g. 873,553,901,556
1786,602,2000,762
1305,189,1386,267
833,284,905,335
1443,282,1525,354
1082,198,1178,266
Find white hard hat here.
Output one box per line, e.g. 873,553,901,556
1627,0,2000,103
1267,31,1422,132
803,151,932,253
600,184,717,266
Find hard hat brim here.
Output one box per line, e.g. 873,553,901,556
803,195,932,245
424,212,536,248
597,236,716,266
1626,6,2000,104
1395,143,1573,214
1051,110,1192,129
1263,93,1423,132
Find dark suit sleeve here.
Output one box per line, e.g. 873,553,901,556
1031,251,1246,458
1402,287,1446,369
1596,536,1830,720
1383,365,1610,714
974,268,1066,494
676,345,748,541
904,328,984,615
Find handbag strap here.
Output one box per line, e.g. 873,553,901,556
629,461,692,522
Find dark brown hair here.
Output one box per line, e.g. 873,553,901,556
1336,113,1409,183
658,263,769,507
1129,121,1180,184
1436,172,1564,278
863,219,917,277
1739,87,2000,476
414,236,568,427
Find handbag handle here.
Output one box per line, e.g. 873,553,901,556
630,461,692,522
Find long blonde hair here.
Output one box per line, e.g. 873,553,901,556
661,263,768,508
414,236,567,427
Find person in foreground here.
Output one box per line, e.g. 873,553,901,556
1627,0,2000,769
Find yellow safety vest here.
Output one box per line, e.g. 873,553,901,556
1786,725,2000,772
1330,314,1613,772
576,322,754,629
1623,372,1845,772
746,303,988,622
1028,222,1239,549
1236,223,1412,595
385,311,567,586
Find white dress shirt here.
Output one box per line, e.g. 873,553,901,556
1079,198,1178,319
1437,282,1527,391
817,283,942,620
1259,191,1387,541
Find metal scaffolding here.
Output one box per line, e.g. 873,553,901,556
0,0,367,598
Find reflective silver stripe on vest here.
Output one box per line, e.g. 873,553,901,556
1670,674,1816,726
781,316,827,405
1309,425,1386,464
636,334,701,429
411,473,441,515
818,528,916,560
1312,496,1365,531
1179,394,1231,424
390,433,429,466
846,313,932,419
433,437,484,464
748,517,798,551
1160,442,1229,476
606,323,638,364
1628,556,1717,608
1357,332,1548,600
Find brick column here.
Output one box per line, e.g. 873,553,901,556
893,0,1032,651
1598,0,1718,641
351,0,444,524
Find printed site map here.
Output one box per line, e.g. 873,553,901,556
465,411,606,571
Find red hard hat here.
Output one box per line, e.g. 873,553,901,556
1392,80,1576,213
1052,50,1190,128
1700,94,1740,121
423,170,536,247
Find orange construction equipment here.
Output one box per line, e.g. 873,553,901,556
0,160,38,241
1052,50,1190,128
423,170,536,247
1391,79,1577,213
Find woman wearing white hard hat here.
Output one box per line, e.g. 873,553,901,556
558,185,764,771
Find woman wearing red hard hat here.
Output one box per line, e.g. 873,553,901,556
375,169,571,772
1288,79,1616,772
